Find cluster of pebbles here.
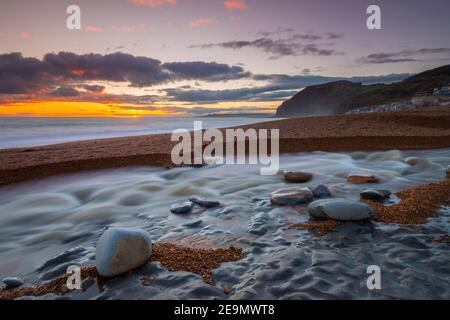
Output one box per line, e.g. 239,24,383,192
276,163,450,233
274,170,379,221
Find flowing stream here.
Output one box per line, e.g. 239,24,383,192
0,148,449,299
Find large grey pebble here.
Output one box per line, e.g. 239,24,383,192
307,198,375,221
189,197,221,208
270,187,313,205
3,277,24,288
95,227,152,277
170,201,194,214
446,165,450,178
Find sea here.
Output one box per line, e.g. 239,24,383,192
0,116,274,149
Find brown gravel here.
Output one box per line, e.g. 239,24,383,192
364,179,450,224
0,266,98,300
1,107,449,187
0,243,245,300
150,243,245,285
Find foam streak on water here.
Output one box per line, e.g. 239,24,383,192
0,148,449,299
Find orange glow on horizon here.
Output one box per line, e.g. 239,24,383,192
0,100,280,117
0,101,169,118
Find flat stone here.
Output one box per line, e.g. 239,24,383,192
189,197,221,208
170,201,194,214
404,157,420,165
360,188,391,200
270,187,313,205
2,277,24,288
95,227,152,277
307,198,375,221
312,184,333,198
283,170,313,183
347,173,379,184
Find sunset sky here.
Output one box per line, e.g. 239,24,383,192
1,0,450,117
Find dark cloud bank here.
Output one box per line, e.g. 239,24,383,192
0,51,412,108
0,52,249,94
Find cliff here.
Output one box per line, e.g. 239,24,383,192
276,64,450,117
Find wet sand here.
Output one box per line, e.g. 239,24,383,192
1,107,449,187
